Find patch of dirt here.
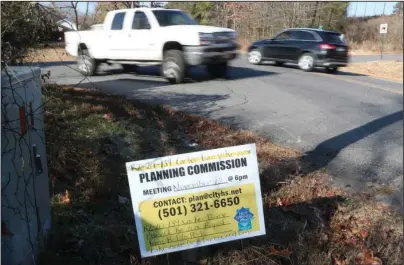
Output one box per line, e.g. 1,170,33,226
25,47,74,63
341,60,403,82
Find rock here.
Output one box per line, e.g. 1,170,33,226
78,239,84,248
118,195,129,204
188,142,199,147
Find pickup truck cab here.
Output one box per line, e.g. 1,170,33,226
65,8,238,84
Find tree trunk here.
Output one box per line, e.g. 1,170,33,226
70,2,79,30
311,2,319,27
328,7,334,27
82,2,89,29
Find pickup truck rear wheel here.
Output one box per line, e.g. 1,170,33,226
77,49,98,76
162,50,185,84
207,62,228,79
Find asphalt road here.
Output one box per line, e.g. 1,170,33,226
43,54,403,203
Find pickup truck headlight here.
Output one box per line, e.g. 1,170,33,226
199,33,214,46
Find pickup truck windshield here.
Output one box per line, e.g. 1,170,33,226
152,10,198,27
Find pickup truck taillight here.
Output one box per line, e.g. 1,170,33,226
319,44,337,50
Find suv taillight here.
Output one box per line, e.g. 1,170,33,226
319,44,337,50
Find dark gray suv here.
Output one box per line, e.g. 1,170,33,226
247,28,349,73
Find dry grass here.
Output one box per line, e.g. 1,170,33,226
346,15,403,55
349,49,402,56
348,42,403,56
40,85,403,265
25,47,74,63
341,60,403,82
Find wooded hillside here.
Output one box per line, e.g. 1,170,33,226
166,2,403,53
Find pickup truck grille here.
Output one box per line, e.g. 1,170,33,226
212,32,234,44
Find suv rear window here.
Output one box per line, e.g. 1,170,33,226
321,32,345,44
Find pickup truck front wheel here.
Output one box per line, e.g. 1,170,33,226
162,50,185,84
77,49,98,76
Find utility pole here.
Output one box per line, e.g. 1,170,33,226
382,1,386,15
380,2,387,60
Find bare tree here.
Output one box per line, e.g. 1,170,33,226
82,2,89,28
70,2,79,30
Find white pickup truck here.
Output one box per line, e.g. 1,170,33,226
64,8,238,84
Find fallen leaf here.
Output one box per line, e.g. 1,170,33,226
356,249,383,265
269,246,292,257
345,237,359,246
351,228,359,234
61,190,70,203
130,254,137,265
333,257,349,265
359,229,369,239
103,113,112,120
364,257,383,265
282,198,291,206
118,195,129,204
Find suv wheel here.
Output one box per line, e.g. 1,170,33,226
298,53,315,72
248,49,262,65
77,49,98,76
207,62,228,79
162,50,185,84
325,67,338,74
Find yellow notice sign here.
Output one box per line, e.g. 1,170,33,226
126,144,265,257
140,183,258,252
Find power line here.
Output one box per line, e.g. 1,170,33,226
364,2,367,17
373,2,377,16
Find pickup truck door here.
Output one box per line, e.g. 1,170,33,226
106,11,129,59
126,11,158,61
